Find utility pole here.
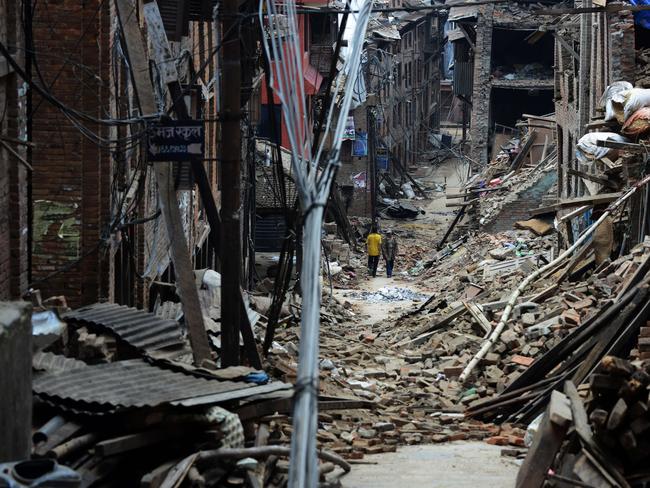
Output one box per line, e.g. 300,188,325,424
220,0,243,367
367,104,378,223
0,302,32,461
578,0,591,136
461,100,468,143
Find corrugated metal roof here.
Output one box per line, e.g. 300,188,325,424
370,25,401,41
400,12,427,23
447,5,479,22
63,303,184,352
453,60,474,99
33,352,88,374
34,359,292,414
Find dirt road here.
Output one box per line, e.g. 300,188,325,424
342,442,518,487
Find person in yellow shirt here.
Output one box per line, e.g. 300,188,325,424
366,225,382,277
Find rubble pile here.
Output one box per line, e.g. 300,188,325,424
636,47,650,88
442,125,556,233
492,63,553,81
257,194,650,463
264,228,650,460
516,356,650,487
22,297,358,487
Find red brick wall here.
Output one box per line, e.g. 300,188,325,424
30,0,111,307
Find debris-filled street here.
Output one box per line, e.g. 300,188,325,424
6,0,650,487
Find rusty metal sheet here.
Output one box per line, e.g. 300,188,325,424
63,303,184,352
33,359,292,414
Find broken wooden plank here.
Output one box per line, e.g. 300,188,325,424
405,304,467,340
529,204,558,217
563,381,593,445
515,390,572,488
463,301,492,336
595,139,648,153
559,193,622,208
511,130,537,171
567,168,616,188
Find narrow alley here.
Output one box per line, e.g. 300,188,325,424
3,0,650,486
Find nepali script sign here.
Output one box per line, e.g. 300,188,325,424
147,121,204,162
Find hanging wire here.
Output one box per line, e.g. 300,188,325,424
259,0,372,485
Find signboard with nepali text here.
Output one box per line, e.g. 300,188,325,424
147,120,204,162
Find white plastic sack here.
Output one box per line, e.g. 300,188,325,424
623,87,650,122
599,81,632,122
524,412,545,448
202,269,222,289
576,132,628,164
401,183,416,199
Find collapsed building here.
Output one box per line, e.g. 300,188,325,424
449,2,557,167
7,0,650,485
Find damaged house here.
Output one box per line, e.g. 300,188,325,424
336,0,443,217
449,2,557,167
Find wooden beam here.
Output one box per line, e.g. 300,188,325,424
585,119,618,130
155,165,212,364
515,391,571,488
595,139,648,153
114,0,158,116
511,130,537,170
529,204,558,217
559,192,621,208
464,301,492,336
236,396,375,421
521,114,556,122
566,168,615,188
457,24,476,50
120,0,211,365
552,32,579,62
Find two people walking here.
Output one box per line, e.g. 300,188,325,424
366,226,398,278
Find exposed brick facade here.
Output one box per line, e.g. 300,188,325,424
554,11,635,200
467,4,555,167
374,12,442,169
30,0,112,307
483,170,557,233
342,8,443,216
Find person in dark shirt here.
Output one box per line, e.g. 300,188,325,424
382,229,398,278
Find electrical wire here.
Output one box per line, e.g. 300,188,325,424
260,0,372,485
